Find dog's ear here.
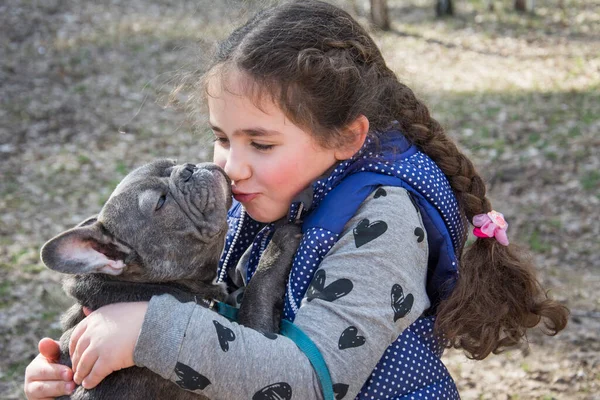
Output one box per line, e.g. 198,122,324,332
41,217,131,276
75,215,98,227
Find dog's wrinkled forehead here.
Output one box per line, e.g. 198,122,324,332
109,159,176,198
98,159,231,239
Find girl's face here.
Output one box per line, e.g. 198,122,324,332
209,75,340,223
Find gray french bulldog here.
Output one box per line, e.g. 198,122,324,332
40,159,301,400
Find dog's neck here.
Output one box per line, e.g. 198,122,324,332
63,274,225,312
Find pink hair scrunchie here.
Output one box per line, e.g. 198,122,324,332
472,210,509,246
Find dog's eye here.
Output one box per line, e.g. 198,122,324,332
155,195,167,211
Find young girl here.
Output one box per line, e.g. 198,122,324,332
24,1,569,399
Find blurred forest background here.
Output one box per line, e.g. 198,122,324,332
1,0,598,399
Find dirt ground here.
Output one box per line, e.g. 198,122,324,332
1,0,598,399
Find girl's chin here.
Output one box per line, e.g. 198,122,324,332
244,205,287,224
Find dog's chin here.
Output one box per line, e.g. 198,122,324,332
195,218,228,242
194,164,232,211
215,172,233,210
192,182,231,233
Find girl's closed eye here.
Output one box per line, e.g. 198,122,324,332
251,142,275,151
213,136,230,147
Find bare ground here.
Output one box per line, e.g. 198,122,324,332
1,0,598,399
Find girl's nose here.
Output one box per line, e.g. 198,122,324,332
223,149,251,183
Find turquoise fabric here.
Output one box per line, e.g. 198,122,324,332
216,302,335,400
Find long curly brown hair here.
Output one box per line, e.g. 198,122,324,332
202,0,569,360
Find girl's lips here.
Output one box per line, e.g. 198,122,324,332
233,192,258,203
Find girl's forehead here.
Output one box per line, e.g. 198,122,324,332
207,74,284,118
209,66,285,104
205,66,313,135
207,68,258,101
208,88,298,136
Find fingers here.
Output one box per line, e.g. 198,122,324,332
24,353,75,400
25,380,75,400
69,320,89,372
81,357,114,390
25,354,72,382
70,334,90,378
38,338,61,363
73,347,99,386
69,320,87,359
72,348,113,389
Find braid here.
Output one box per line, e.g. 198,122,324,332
385,81,568,359
391,81,488,216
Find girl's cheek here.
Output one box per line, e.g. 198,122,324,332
213,146,227,169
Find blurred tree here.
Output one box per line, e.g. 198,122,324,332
370,0,390,30
436,0,454,17
515,0,536,12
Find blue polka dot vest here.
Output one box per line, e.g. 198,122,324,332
218,129,462,399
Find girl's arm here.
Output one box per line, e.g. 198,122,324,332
133,186,430,400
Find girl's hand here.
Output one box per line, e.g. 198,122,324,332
69,302,148,389
24,338,75,399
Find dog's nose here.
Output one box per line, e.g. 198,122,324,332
196,162,230,184
181,164,196,182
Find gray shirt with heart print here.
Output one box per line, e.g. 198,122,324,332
134,186,430,400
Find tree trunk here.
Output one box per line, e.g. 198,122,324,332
370,0,390,30
435,0,454,17
515,0,526,12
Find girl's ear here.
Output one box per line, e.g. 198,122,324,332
334,115,369,160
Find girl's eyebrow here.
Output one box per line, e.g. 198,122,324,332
209,123,281,137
